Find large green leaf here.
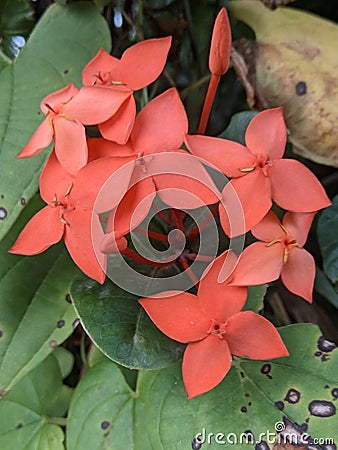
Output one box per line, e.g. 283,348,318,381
0,196,79,395
68,324,338,449
0,0,34,59
0,2,111,241
318,194,338,284
70,277,185,370
0,352,69,450
67,360,150,450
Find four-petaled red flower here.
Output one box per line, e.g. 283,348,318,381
82,37,171,144
186,107,331,236
18,83,130,175
10,152,134,282
229,210,316,302
139,251,289,399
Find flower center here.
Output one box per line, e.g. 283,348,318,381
266,225,303,263
207,320,227,339
255,154,273,176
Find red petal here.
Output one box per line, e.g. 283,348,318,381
39,152,75,204
70,156,135,212
220,171,272,237
209,8,232,76
281,247,315,303
245,107,287,160
139,292,210,343
251,210,283,242
116,37,172,91
229,241,284,286
87,137,136,162
100,230,128,254
64,208,106,283
283,211,316,247
99,96,136,144
270,159,331,212
53,116,87,175
9,206,64,255
183,335,232,399
131,88,188,155
107,168,156,234
198,251,247,321
17,118,53,158
41,83,79,114
185,134,256,178
65,86,131,125
226,311,289,359
82,48,119,86
147,151,221,209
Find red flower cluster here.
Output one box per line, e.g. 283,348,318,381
10,9,331,398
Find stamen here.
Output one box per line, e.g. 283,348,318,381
266,238,281,247
59,215,70,226
283,248,289,263
65,183,73,197
240,167,255,173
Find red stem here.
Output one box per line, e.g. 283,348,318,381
186,205,219,240
179,256,199,286
198,73,220,135
135,228,169,243
122,247,174,267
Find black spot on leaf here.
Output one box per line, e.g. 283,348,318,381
65,293,72,303
275,401,284,411
240,371,245,378
317,336,336,352
49,340,57,348
284,388,301,404
0,331,3,338
0,207,7,220
308,400,336,417
241,406,247,413
242,430,254,443
64,69,69,74
315,351,322,357
101,421,110,430
295,81,307,96
192,437,202,449
16,423,23,429
103,431,110,438
331,388,338,399
20,198,26,206
260,364,271,374
57,320,65,328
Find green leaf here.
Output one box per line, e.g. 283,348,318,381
315,267,338,309
67,360,150,450
138,324,338,448
244,284,267,313
0,0,34,37
318,194,338,283
218,110,258,144
0,197,79,395
0,1,111,241
67,324,338,449
70,277,185,369
0,353,66,450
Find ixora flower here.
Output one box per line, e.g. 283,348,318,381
18,83,130,175
82,37,172,144
186,107,331,236
92,89,221,254
229,210,316,302
139,251,288,399
9,152,135,283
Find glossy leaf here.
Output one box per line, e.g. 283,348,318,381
218,110,258,144
243,284,267,313
0,352,67,450
68,325,338,449
0,196,79,395
70,277,185,369
0,2,111,241
67,360,150,450
318,194,338,283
